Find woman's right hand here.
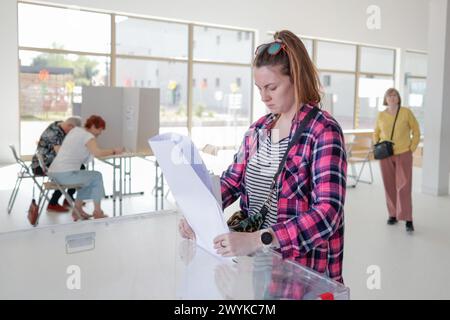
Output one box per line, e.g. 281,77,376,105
179,217,196,240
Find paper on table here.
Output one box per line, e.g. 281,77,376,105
149,133,229,257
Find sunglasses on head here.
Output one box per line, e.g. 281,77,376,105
255,41,286,56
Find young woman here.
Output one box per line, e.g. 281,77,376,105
179,30,347,283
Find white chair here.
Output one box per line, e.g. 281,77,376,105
7,145,47,214
35,152,84,226
347,137,374,188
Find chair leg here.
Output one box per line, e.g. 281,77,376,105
31,175,50,202
349,157,374,188
36,189,50,227
7,176,22,214
350,162,357,179
368,159,374,184
356,160,367,187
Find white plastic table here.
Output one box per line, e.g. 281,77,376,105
0,211,349,300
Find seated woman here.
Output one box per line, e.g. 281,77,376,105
48,115,124,220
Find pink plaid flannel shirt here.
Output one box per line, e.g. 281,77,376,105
220,104,347,283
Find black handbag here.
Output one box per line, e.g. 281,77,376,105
227,106,320,232
373,107,400,160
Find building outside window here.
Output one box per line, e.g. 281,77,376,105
18,2,255,154
18,3,110,155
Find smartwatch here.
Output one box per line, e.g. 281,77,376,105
260,231,273,246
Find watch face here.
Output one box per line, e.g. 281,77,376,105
261,231,273,245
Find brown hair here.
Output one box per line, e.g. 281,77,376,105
253,30,322,106
84,115,106,130
383,88,402,107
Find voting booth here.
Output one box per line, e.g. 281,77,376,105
79,86,160,154
0,212,350,300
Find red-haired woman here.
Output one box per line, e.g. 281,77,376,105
48,115,123,220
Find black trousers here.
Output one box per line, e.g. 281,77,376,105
33,164,86,205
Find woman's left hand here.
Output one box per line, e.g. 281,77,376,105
213,232,261,257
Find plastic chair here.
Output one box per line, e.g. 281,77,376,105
7,145,46,214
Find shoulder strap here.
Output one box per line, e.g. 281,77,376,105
256,106,319,222
270,106,320,189
390,107,401,141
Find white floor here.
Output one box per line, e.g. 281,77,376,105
1,154,450,299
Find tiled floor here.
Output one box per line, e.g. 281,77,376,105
1,155,450,299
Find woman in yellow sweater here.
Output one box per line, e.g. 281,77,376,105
374,88,420,232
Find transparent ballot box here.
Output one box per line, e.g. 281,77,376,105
0,212,349,300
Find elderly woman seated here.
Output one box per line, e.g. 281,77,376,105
48,115,123,220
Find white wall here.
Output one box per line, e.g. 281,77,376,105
0,0,429,162
0,0,19,164
40,0,429,49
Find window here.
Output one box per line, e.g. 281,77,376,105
404,51,427,77
191,64,251,148
404,78,426,134
18,3,255,154
193,26,253,63
317,41,356,71
404,51,427,134
116,59,188,130
302,38,313,59
320,72,355,130
115,16,188,58
191,26,253,147
360,46,395,74
18,51,109,155
18,3,110,54
358,75,394,129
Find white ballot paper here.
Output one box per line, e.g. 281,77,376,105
149,133,229,257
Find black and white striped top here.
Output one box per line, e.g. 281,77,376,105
245,135,289,229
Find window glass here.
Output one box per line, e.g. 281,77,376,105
404,52,427,77
360,46,395,74
191,63,251,147
320,72,356,129
358,75,394,129
317,41,356,71
19,50,109,155
18,3,110,53
116,16,188,58
405,77,426,134
116,59,188,131
193,26,253,63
